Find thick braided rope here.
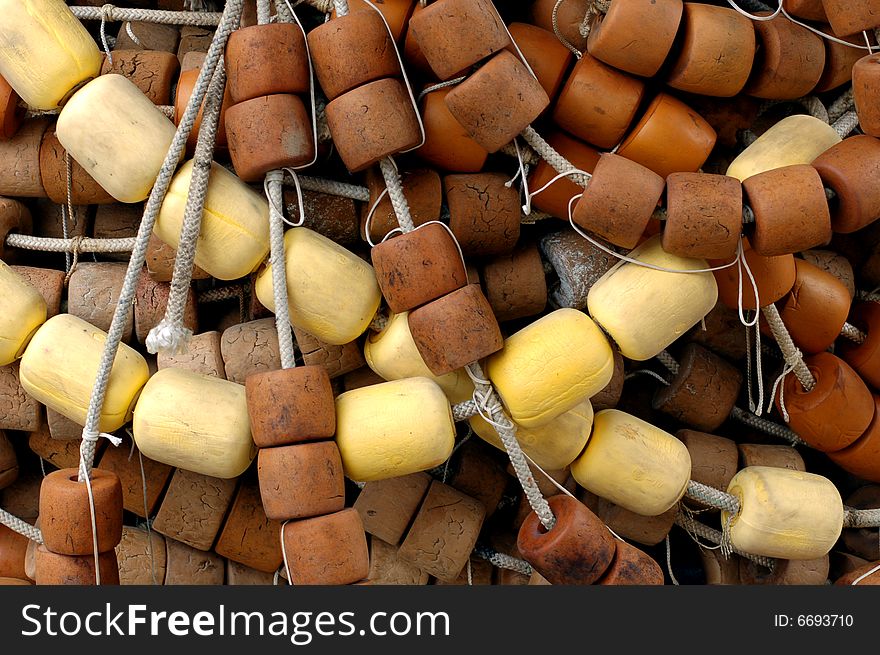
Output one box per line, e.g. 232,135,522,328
0,508,43,543
5,234,135,253
656,350,680,376
499,141,539,166
729,406,807,447
761,304,816,391
379,157,416,233
844,507,880,528
334,0,349,16
257,0,272,24
303,0,334,11
520,126,591,188
828,88,854,123
298,175,370,202
474,544,533,576
686,480,740,514
452,400,478,422
78,0,244,482
841,321,868,344
674,510,775,569
266,171,297,370
758,96,829,124
146,61,227,356
833,110,860,138
70,4,223,25
468,362,557,531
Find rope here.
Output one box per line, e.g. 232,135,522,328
257,0,272,24
844,507,880,528
758,96,829,124
303,0,334,11
0,508,43,543
298,175,370,202
473,544,533,576
686,480,740,514
417,76,467,103
656,350,680,377
379,157,416,233
520,126,591,188
729,406,808,447
841,322,867,344
761,304,816,391
5,234,136,253
77,0,244,484
452,400,479,422
145,60,227,356
828,88,854,123
552,0,584,57
674,510,776,569
333,0,348,16
70,4,224,25
266,171,297,370
832,110,860,138
499,141,539,166
467,362,557,531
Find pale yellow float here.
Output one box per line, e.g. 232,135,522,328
335,377,455,482
470,398,593,471
726,114,841,181
19,314,149,432
486,308,613,429
722,466,844,560
571,409,691,516
587,236,717,361
364,311,474,404
133,367,256,479
0,0,102,110
0,260,47,366
155,160,270,280
57,74,177,203
256,227,381,346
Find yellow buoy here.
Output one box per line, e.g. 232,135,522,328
19,314,149,432
571,409,692,516
588,236,717,361
364,311,474,404
0,260,47,366
133,367,256,479
486,308,613,429
155,160,270,281
336,377,455,482
470,398,593,470
256,227,381,346
56,74,176,203
726,114,841,181
0,0,102,110
723,466,843,560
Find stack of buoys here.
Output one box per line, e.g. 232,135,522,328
1,0,880,587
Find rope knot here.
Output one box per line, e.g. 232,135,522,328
81,428,123,447
145,319,193,356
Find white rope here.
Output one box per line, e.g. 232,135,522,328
70,4,224,25
761,304,816,391
551,0,583,57
333,0,348,16
0,508,43,543
729,406,807,447
146,60,227,356
656,350,680,376
674,510,776,569
841,322,867,344
378,157,416,234
298,175,370,202
5,234,136,253
828,89,854,123
466,363,556,531
832,110,860,138
520,126,591,188
473,544,533,576
78,0,245,483
266,170,297,370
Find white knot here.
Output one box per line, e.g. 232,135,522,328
81,428,123,447
145,320,193,356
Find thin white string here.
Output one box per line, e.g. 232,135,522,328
507,138,532,214
551,0,583,58
282,0,320,169
852,562,880,585
566,196,741,275
363,187,390,248
768,361,795,422
362,0,426,151
780,6,875,50
725,0,781,21
263,169,306,228
280,521,294,585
